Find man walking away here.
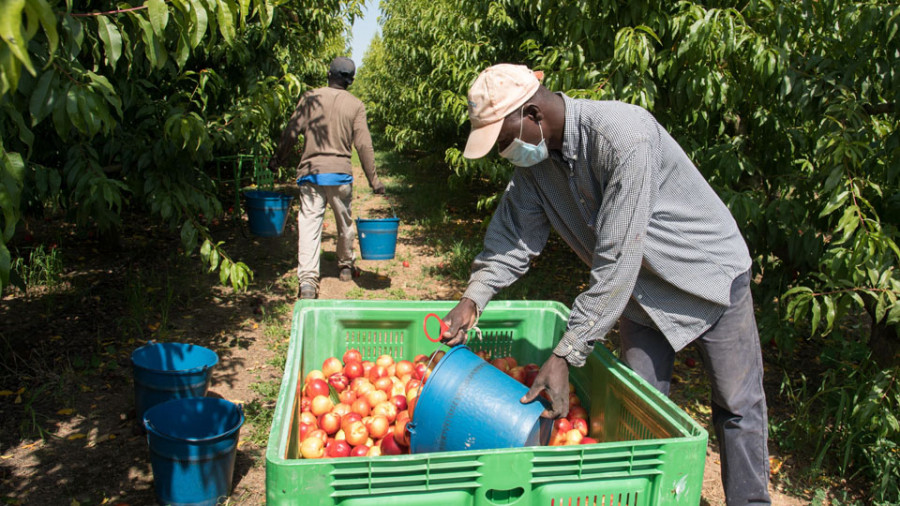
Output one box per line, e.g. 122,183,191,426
270,57,385,299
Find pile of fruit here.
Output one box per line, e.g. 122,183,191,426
293,348,593,459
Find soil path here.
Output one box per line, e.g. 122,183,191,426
1,162,806,505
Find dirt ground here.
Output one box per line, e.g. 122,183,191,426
1,162,815,505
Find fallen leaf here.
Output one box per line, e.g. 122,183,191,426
57,408,75,415
148,322,160,331
15,387,25,394
93,434,113,445
769,456,784,475
50,335,62,341
252,323,259,329
67,433,86,440
14,395,22,404
0,390,13,397
80,385,92,393
1,454,13,459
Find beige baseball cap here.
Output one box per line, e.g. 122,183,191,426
463,64,544,159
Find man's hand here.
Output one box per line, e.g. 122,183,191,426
372,180,386,194
441,298,479,346
520,354,570,418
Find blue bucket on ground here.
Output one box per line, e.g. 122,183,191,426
356,217,400,260
131,342,218,423
144,397,244,506
244,190,293,237
408,345,550,453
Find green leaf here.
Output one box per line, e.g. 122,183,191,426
28,70,55,124
136,14,167,69
219,257,231,284
254,0,273,28
886,302,900,326
819,190,848,218
199,238,211,259
147,0,169,37
208,247,219,272
5,103,34,150
0,240,10,289
0,0,36,76
174,30,190,68
26,0,58,65
810,297,821,335
823,295,836,333
328,383,340,405
180,220,198,253
783,286,813,297
86,71,122,118
0,150,25,241
215,0,235,45
96,15,122,69
238,0,250,28
188,0,208,48
65,87,86,134
875,294,887,323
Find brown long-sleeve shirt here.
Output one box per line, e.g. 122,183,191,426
274,86,379,186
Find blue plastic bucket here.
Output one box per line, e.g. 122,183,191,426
408,345,550,453
144,397,244,506
244,190,293,237
131,342,218,423
356,217,399,260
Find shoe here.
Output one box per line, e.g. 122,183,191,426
299,282,317,299
339,266,358,282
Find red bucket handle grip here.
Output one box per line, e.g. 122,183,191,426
423,313,449,343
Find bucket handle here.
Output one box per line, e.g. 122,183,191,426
355,192,397,220
422,313,482,345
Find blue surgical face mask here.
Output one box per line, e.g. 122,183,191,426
499,108,549,167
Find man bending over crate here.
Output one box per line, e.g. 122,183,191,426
270,57,386,299
440,64,770,505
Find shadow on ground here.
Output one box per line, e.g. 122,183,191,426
0,187,300,504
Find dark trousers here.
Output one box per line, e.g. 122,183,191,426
619,271,771,505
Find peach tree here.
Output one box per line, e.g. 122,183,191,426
357,0,900,497
0,0,362,292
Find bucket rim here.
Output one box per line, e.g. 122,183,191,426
130,342,219,375
143,398,245,443
243,189,293,200
355,217,400,224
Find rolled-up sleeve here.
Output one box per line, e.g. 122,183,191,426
463,170,551,311
553,133,659,367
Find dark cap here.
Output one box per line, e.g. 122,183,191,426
329,57,356,77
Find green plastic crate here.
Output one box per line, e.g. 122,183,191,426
266,300,707,505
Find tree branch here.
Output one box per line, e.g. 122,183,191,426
67,5,149,17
